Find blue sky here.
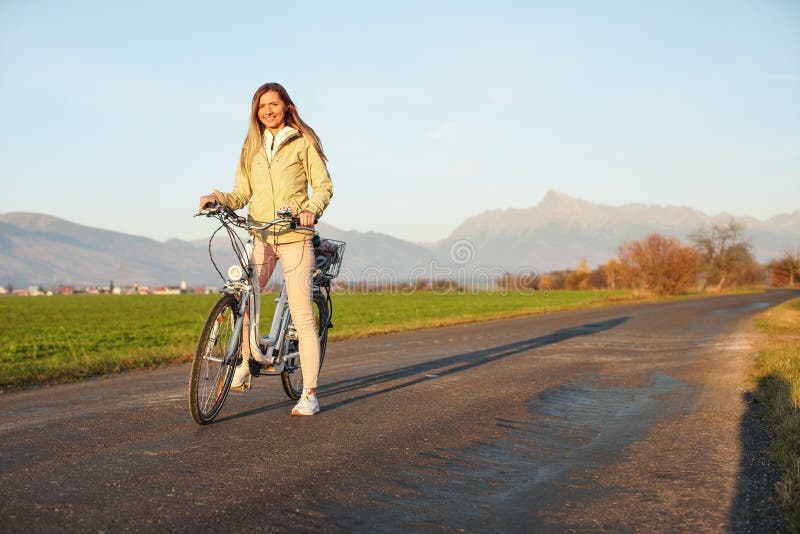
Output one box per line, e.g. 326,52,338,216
1,1,798,243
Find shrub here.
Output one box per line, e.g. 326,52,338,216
618,233,700,295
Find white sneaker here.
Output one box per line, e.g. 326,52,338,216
230,358,251,391
291,389,319,416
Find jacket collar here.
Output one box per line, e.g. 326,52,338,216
264,126,299,150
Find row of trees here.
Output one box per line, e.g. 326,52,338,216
331,220,795,296
540,221,799,295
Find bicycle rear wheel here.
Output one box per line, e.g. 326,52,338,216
189,294,240,424
281,291,329,400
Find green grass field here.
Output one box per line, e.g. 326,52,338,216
752,298,800,530
0,289,645,391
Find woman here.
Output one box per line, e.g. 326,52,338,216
197,83,333,416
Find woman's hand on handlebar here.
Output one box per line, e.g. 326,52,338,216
298,210,316,227
197,194,219,214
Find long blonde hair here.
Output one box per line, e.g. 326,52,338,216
238,83,327,178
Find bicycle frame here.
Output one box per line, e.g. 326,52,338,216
197,205,315,376
218,240,288,374
238,237,296,371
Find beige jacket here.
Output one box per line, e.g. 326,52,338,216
214,127,333,244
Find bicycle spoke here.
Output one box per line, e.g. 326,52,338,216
189,295,240,424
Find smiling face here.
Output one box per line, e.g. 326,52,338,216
258,90,288,133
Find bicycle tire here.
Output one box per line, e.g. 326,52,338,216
189,294,241,424
280,290,329,400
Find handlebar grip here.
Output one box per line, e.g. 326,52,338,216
288,215,317,230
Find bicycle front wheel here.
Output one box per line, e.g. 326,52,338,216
189,294,240,424
281,291,329,400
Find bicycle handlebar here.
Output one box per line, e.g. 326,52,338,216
195,202,316,232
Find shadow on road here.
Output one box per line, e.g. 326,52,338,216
729,382,786,532
217,316,629,422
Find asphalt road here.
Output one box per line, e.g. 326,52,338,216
1,290,797,532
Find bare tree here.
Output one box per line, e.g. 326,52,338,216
618,233,700,295
689,220,760,290
768,249,800,287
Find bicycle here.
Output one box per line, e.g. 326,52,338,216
188,202,346,425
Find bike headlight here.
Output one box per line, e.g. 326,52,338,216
227,265,244,281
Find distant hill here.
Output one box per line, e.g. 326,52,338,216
1,192,798,286
0,213,434,287
421,190,800,273
0,213,215,287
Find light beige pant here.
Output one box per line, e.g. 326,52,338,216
242,238,320,389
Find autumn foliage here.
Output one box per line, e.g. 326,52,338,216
533,221,781,295
564,258,591,290
617,233,700,295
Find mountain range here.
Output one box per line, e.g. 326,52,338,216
1,190,798,287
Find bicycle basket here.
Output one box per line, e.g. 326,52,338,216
313,239,346,280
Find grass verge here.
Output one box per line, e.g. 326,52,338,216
752,297,800,530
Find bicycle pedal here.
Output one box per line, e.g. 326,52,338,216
260,362,284,374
